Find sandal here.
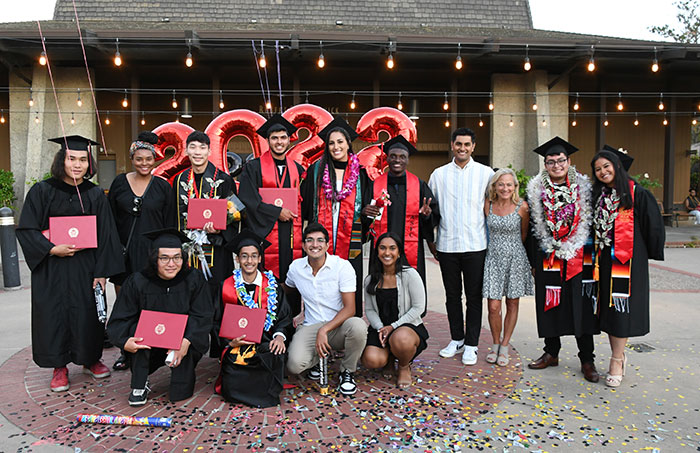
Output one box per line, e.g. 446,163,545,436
397,364,412,389
485,345,499,364
113,353,130,371
605,354,626,388
496,345,510,367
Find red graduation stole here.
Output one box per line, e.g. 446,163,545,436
260,151,303,277
317,170,358,259
373,172,420,268
221,273,270,309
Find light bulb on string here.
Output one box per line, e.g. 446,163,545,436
350,91,356,110
634,113,639,126
587,46,596,72
140,112,145,126
28,89,33,107
397,92,403,110
541,116,547,127
571,113,577,127
104,113,111,126
663,114,668,126
443,92,449,111
531,93,538,111
185,39,193,67
509,115,514,127
176,112,180,123
651,46,659,72
523,44,531,71
114,38,122,67
478,114,484,127
603,113,609,127
386,53,395,69
259,44,267,68
39,51,47,66
219,90,225,109
265,100,272,110
455,43,463,70
70,112,75,125
444,117,450,128
658,93,665,110
121,90,129,108
317,41,325,68
77,89,82,107
34,112,39,124
488,92,494,111
617,93,623,111
573,92,580,111
171,90,178,109
692,116,697,126
0,109,6,124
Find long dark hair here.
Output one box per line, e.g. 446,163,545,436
316,127,355,202
590,150,634,210
366,232,410,296
50,148,97,180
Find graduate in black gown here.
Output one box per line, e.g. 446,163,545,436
590,148,664,387
108,132,175,371
172,130,238,357
363,136,439,291
106,229,214,405
238,114,305,314
215,230,292,408
17,135,123,392
301,117,374,317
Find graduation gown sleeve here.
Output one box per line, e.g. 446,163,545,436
105,274,143,350
635,185,665,261
419,180,439,243
92,186,126,278
16,182,55,271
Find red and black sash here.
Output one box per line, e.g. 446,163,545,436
221,274,270,309
373,172,420,268
259,152,303,277
315,165,362,259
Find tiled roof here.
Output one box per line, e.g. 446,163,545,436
53,0,534,30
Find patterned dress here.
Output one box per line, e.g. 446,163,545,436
482,201,534,299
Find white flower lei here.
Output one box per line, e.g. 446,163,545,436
594,188,620,249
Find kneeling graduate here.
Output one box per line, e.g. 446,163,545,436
106,228,213,406
215,229,292,408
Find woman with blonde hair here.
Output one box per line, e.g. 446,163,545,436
482,168,533,366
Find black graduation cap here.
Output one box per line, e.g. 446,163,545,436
256,113,298,138
225,229,271,254
602,144,634,172
382,135,418,156
143,228,191,250
532,136,578,158
48,135,100,151
318,116,359,142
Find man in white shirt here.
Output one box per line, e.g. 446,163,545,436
285,223,368,395
428,128,494,365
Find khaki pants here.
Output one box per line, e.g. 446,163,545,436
287,318,367,375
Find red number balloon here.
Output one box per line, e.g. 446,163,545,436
152,122,195,182
355,107,418,180
205,109,269,170
283,104,334,168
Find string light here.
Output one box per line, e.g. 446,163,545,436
488,92,494,111
634,113,639,126
175,112,180,123
265,100,272,110
114,38,122,67
140,112,145,126
443,92,449,111
455,43,463,70
317,41,325,68
662,113,668,126
77,89,82,107
658,93,664,110
541,116,547,126
444,116,450,128
350,91,356,110
523,44,532,71
531,93,538,111
105,112,110,125
34,112,39,124
509,115,514,127
692,115,697,126
305,91,309,103
70,112,75,125
587,45,596,72
28,88,34,107
478,114,484,127
185,39,193,67
571,113,577,127
386,52,395,69
258,41,267,68
0,109,5,124
617,93,624,111
121,89,129,108
651,46,659,73
603,113,609,127
397,92,403,110
39,51,47,66
219,90,225,109
171,90,178,109
573,92,580,111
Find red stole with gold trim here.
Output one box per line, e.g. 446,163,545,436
373,172,420,268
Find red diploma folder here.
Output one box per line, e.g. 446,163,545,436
259,188,299,216
186,198,227,230
134,310,189,350
219,304,266,343
49,215,97,249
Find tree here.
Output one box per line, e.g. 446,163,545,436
649,0,700,43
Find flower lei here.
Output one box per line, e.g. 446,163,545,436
321,153,360,201
232,269,278,331
541,166,580,243
594,187,620,249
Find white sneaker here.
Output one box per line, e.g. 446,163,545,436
461,346,478,365
439,340,465,358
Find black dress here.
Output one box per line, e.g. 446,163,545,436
217,280,292,408
597,185,665,337
17,178,124,368
106,267,213,401
108,173,175,285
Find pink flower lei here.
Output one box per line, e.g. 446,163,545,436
321,153,360,201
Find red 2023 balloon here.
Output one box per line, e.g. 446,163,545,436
283,104,334,168
152,122,195,182
205,109,269,169
355,107,418,180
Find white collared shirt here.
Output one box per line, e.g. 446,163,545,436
428,158,494,252
285,253,356,326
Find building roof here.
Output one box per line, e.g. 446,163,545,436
52,0,534,30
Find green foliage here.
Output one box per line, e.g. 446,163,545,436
507,164,532,199
632,173,663,190
649,0,700,43
0,169,17,208
26,172,52,186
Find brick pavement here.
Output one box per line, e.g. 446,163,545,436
0,311,522,452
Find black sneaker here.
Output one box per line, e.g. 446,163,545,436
128,386,149,406
338,370,357,396
307,364,321,381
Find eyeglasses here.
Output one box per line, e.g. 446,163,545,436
544,158,568,168
158,255,183,264
239,253,260,261
132,196,143,216
303,237,327,245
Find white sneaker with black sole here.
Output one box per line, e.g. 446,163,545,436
128,383,150,406
439,340,465,358
461,345,478,365
307,364,321,381
337,370,357,396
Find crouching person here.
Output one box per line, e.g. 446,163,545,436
216,230,292,408
106,228,213,406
